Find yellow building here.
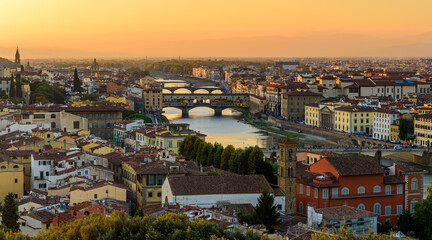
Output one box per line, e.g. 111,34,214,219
69,181,127,206
105,96,127,105
390,121,400,142
334,106,374,135
305,103,320,127
0,159,24,202
135,124,206,154
4,150,33,194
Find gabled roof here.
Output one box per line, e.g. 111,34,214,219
167,175,272,195
321,156,383,176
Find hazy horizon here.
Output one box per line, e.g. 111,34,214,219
2,0,432,59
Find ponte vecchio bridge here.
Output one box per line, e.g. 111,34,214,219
163,93,249,118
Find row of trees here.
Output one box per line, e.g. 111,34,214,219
0,211,261,240
179,135,277,184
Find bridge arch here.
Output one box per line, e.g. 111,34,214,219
173,88,193,94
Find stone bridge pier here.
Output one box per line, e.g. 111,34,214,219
180,106,224,118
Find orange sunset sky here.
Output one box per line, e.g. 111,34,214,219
1,0,432,58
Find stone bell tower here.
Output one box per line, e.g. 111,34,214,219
278,138,297,215
15,47,21,70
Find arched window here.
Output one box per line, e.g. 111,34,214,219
0,166,6,169
299,202,304,214
411,178,418,191
373,185,381,193
358,204,365,210
13,165,19,169
374,203,381,215
341,187,349,195
84,211,90,216
357,186,365,194
410,198,419,213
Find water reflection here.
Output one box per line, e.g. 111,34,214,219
163,107,282,149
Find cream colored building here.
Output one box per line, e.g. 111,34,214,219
21,110,88,134
20,210,55,237
69,181,127,205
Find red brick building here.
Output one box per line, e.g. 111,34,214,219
296,155,426,226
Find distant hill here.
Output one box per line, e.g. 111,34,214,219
0,57,14,68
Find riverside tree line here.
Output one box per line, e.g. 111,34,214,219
179,135,277,184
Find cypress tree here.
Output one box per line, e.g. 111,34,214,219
15,80,22,99
9,76,15,99
1,192,19,232
73,68,82,92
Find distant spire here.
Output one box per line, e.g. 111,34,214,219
15,47,21,70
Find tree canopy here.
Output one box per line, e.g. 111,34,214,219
31,211,260,240
179,136,277,184
30,81,65,104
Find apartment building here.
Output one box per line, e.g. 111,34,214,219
414,114,432,147
296,156,426,225
281,91,321,121
333,106,374,135
372,109,400,141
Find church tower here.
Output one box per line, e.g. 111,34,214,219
278,138,297,215
15,47,21,70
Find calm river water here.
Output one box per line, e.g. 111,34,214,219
160,79,431,194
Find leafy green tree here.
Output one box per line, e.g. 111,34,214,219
15,80,23,99
206,144,215,166
248,190,281,232
248,146,264,174
220,145,235,170
397,210,416,236
311,224,395,240
198,142,212,166
190,138,204,161
9,76,15,99
207,170,222,176
212,143,224,169
413,185,432,239
255,160,277,185
0,90,8,99
30,81,65,104
180,135,200,161
398,118,414,141
1,193,19,232
237,147,252,175
73,68,82,92
228,149,243,173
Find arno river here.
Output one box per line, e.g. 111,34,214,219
159,79,282,149
160,79,431,194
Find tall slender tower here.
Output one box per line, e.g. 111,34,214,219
15,47,21,70
278,138,297,215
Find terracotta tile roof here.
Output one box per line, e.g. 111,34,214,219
70,201,93,211
323,156,383,176
383,175,404,184
167,175,272,195
315,205,378,221
27,210,55,223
